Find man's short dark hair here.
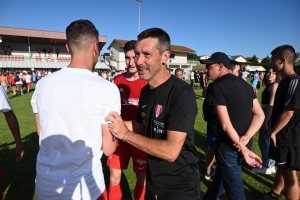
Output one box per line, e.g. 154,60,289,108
271,45,296,65
66,20,99,51
124,40,136,53
175,68,183,74
137,28,171,54
229,60,240,71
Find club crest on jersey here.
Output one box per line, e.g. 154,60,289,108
155,105,163,118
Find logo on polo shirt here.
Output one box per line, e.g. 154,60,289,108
155,105,163,118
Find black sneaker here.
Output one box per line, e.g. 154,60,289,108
204,169,216,180
253,191,279,200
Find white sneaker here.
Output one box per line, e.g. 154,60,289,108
252,166,276,175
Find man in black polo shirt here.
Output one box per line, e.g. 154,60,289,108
106,28,200,200
201,52,264,200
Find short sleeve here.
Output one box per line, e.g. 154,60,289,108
285,78,300,110
31,89,38,114
167,85,197,133
211,83,226,106
0,86,11,112
101,85,121,124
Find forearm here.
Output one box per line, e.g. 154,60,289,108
34,113,41,136
271,111,294,136
4,111,22,146
244,113,265,138
123,131,182,162
224,125,248,151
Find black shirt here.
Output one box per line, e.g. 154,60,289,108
210,73,256,151
261,83,273,104
136,75,200,197
272,74,300,146
202,82,221,135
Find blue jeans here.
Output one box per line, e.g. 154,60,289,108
203,150,246,200
259,107,275,168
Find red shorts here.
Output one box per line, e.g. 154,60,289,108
97,189,107,200
26,83,31,87
107,141,147,172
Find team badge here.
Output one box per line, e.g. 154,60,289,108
155,105,163,118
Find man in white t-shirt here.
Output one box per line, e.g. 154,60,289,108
31,20,120,200
0,85,24,199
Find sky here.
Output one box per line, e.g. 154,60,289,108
0,0,299,59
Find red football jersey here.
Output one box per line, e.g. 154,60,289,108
114,73,147,120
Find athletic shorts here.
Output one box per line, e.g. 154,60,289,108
107,141,147,173
206,131,216,148
26,82,31,87
269,145,300,171
16,84,22,90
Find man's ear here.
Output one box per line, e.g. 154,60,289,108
162,50,170,65
280,57,286,65
66,44,71,54
94,42,99,56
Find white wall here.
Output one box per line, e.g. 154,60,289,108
110,43,127,70
169,52,187,64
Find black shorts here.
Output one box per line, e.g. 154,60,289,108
269,145,300,171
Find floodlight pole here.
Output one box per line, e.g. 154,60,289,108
137,0,142,34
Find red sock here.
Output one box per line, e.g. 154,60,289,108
108,184,122,200
134,184,146,200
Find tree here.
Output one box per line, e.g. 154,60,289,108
261,55,271,68
249,55,259,64
187,52,198,60
295,52,300,66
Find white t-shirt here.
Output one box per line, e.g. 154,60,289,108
25,74,31,83
31,67,121,200
0,85,11,112
190,72,195,80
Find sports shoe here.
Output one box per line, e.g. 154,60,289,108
253,191,279,200
252,166,276,175
204,169,215,180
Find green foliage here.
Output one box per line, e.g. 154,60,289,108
261,55,271,69
187,52,199,60
295,52,300,66
249,54,259,64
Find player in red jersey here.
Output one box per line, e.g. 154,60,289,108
107,40,147,200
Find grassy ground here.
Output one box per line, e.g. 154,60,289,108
0,80,296,200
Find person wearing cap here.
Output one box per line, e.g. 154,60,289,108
200,52,264,200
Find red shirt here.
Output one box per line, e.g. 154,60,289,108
114,73,147,120
7,75,14,85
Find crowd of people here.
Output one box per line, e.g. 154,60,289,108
0,19,299,200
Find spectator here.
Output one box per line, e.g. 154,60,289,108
38,47,41,56
56,48,60,57
0,71,10,92
174,68,183,79
256,45,300,200
201,52,264,200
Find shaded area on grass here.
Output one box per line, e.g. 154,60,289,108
1,132,38,200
